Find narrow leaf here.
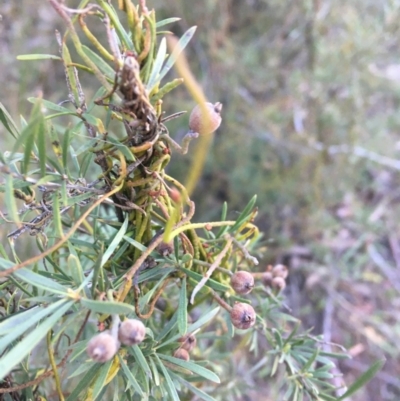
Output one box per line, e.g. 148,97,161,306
0,301,73,380
81,299,136,315
118,355,144,396
154,354,180,401
338,359,385,400
158,354,220,383
102,216,129,267
17,54,62,61
158,26,197,82
178,276,188,336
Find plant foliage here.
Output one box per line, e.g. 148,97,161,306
0,1,382,400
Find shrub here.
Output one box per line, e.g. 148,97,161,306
0,1,382,400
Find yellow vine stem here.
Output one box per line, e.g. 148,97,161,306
168,221,258,240
0,184,123,277
47,331,65,401
49,0,112,92
78,14,114,61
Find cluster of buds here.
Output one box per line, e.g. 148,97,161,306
86,318,146,363
173,333,197,361
261,264,289,292
227,265,289,330
229,271,256,330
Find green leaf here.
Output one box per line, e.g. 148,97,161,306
17,54,62,61
81,299,136,315
81,45,115,80
0,102,19,138
178,276,188,336
131,344,152,378
92,359,113,400
178,266,230,292
0,259,69,295
99,1,133,50
158,354,220,383
158,307,220,349
28,98,72,113
158,26,197,82
66,363,102,401
156,17,181,28
67,254,84,286
147,37,167,90
4,175,20,226
37,115,46,176
118,354,144,396
0,306,40,335
0,301,74,380
174,374,218,401
0,300,65,341
228,195,257,233
338,359,385,400
154,354,180,401
102,216,129,267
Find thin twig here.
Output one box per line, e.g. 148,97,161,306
190,237,233,304
0,184,123,277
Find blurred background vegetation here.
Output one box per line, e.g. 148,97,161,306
2,0,400,400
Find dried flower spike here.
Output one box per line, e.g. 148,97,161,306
189,102,222,135
231,271,254,295
118,319,146,346
272,264,288,279
230,302,256,330
174,348,190,361
178,333,197,352
86,331,120,363
271,276,286,292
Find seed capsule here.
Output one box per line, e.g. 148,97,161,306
272,264,288,279
189,102,222,135
230,302,256,330
271,276,286,292
118,319,146,346
178,333,197,352
86,331,120,363
173,348,190,361
230,271,254,295
261,271,273,287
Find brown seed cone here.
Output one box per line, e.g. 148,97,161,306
271,276,286,292
87,331,120,363
178,333,197,352
261,271,273,287
230,271,254,295
230,302,256,330
174,348,190,361
272,264,288,279
118,319,146,346
189,102,222,135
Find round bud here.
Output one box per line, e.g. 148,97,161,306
230,302,256,330
271,276,286,292
87,331,120,363
261,271,273,287
272,264,288,279
178,333,197,352
174,348,190,361
118,319,146,346
230,271,254,295
189,102,222,135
